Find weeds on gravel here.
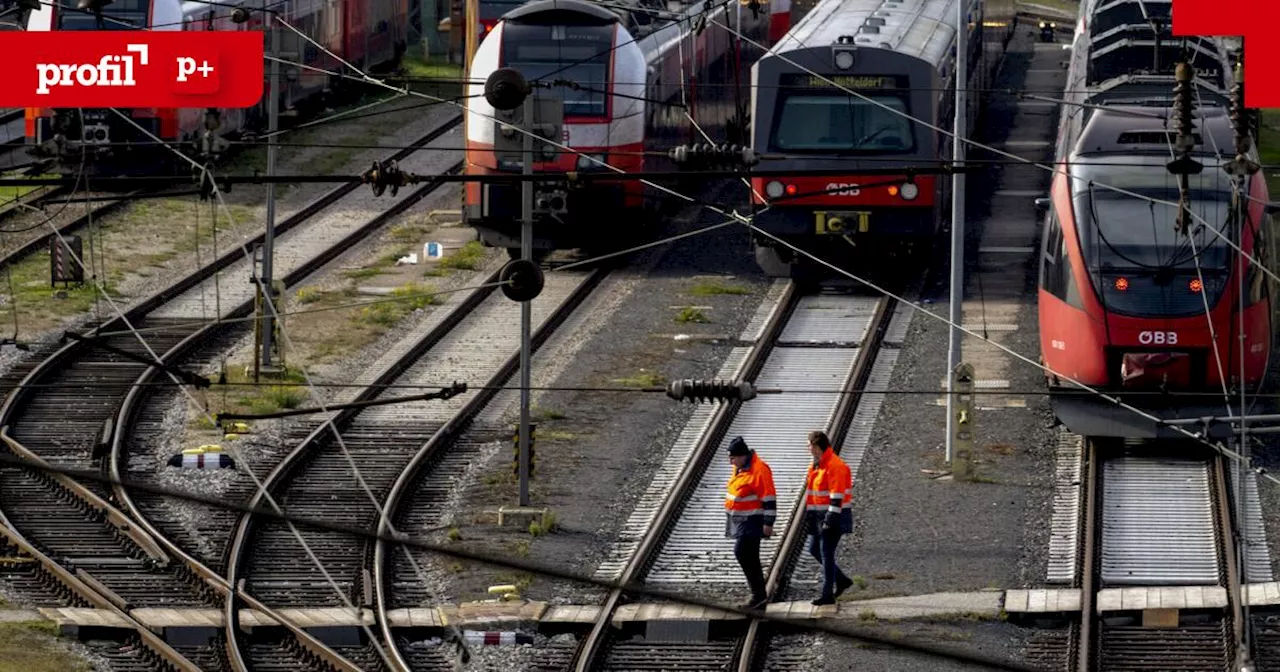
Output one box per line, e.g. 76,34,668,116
688,279,751,296
436,241,487,271
674,306,709,323
612,370,665,387
532,406,566,421
354,282,442,326
0,620,88,672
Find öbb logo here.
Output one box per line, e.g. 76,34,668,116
1138,331,1178,345
35,44,149,95
826,183,861,197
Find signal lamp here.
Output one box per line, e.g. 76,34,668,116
900,182,919,200
765,180,784,198
1190,278,1203,293
1114,277,1130,291
785,183,798,196
888,185,899,196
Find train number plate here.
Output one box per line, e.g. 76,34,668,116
815,211,871,235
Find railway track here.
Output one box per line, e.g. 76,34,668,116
221,256,609,670
0,113,463,671
1077,440,1244,672
569,278,901,671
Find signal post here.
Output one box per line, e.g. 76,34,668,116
485,68,562,531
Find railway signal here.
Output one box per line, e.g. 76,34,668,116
483,66,563,508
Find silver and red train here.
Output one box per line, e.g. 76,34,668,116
22,0,409,174
746,0,1015,278
462,0,768,257
1037,0,1275,439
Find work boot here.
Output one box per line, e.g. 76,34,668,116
811,596,835,606
834,576,855,599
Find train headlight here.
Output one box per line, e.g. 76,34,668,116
1039,21,1047,28
577,153,607,170
834,50,855,70
765,180,785,199
899,182,919,200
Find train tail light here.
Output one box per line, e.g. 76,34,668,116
899,182,919,200
1189,278,1203,293
1114,277,1130,291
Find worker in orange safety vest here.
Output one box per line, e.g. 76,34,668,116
804,430,854,605
724,436,776,611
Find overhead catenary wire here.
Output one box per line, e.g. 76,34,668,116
17,3,1280,645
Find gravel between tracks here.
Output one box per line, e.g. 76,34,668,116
401,186,777,606
765,620,1034,672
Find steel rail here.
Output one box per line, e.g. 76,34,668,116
219,263,505,672
100,159,466,672
0,440,203,672
376,265,614,672
0,188,137,271
0,116,460,671
734,292,896,671
1076,439,1098,672
571,280,802,672
1211,454,1244,665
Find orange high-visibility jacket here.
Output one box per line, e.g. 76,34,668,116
725,452,777,538
805,447,853,533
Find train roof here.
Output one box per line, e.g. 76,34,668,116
765,0,959,68
1073,104,1239,159
1081,73,1231,109
503,0,620,25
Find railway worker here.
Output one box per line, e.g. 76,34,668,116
724,436,776,611
805,430,854,606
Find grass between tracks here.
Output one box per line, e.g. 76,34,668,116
0,199,253,339
0,619,89,672
187,223,495,434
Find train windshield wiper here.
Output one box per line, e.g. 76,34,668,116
852,125,893,148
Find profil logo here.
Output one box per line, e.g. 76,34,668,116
3,31,262,108
1171,0,1280,108
35,44,149,95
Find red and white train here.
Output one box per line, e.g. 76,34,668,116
1038,0,1275,439
22,0,409,174
745,0,1015,278
463,0,769,257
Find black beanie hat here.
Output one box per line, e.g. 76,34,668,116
727,436,750,456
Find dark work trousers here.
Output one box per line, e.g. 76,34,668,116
808,528,850,599
734,536,767,601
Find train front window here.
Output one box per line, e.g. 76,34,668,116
57,0,150,29
502,23,612,117
1073,170,1238,316
769,95,914,153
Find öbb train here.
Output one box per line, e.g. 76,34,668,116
747,0,1015,278
22,0,409,174
1037,0,1276,439
462,0,768,257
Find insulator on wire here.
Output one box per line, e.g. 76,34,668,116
1172,62,1195,155
666,379,758,403
668,143,760,170
363,160,413,197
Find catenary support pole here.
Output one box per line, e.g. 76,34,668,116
945,0,967,465
518,95,534,507
261,11,281,370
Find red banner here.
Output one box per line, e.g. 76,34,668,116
1171,0,1280,108
1,31,264,108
